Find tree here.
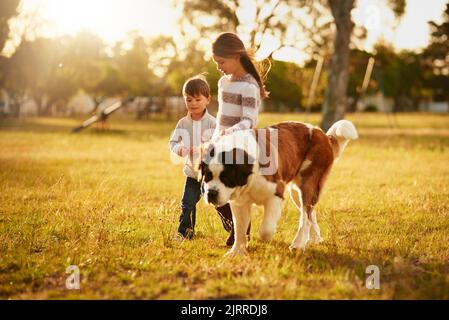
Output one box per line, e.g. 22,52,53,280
177,0,295,54
374,44,424,111
0,0,20,103
3,37,79,115
264,60,303,111
0,0,20,53
423,2,449,104
3,31,127,115
1,27,174,116
345,48,372,111
115,35,158,97
165,42,218,95
176,0,405,129
319,0,355,130
90,61,128,99
319,0,406,130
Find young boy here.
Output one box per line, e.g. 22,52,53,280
168,75,216,239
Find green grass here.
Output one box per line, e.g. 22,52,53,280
0,112,448,299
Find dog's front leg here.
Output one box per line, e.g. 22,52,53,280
224,202,251,257
260,196,283,241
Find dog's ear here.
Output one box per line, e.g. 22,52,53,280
197,161,205,181
199,142,215,164
204,143,215,162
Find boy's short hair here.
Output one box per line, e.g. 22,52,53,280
182,74,210,98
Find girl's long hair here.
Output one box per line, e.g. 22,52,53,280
212,32,271,99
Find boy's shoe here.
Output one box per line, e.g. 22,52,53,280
177,228,195,240
174,233,186,242
220,218,233,233
226,230,234,247
184,228,195,239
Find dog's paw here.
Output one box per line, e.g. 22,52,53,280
259,229,274,242
289,243,307,251
224,246,247,257
309,236,324,245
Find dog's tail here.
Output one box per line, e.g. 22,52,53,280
326,120,358,159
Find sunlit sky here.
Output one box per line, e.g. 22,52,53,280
6,0,448,64
16,0,179,41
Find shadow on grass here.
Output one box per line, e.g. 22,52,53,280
84,129,127,136
0,117,175,142
245,235,449,298
287,245,449,299
0,118,77,133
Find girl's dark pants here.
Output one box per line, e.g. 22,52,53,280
216,203,251,247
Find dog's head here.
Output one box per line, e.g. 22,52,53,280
198,143,255,207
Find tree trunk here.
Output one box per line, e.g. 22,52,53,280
36,95,46,116
0,0,20,52
42,98,58,116
320,0,355,131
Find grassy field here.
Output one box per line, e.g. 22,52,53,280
0,112,448,299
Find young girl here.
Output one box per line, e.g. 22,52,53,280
211,32,271,246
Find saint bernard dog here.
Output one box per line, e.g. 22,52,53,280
198,120,358,256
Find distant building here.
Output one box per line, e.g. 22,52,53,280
66,93,95,115
0,90,10,115
357,92,394,112
419,100,449,113
19,99,39,116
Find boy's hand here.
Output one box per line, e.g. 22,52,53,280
180,146,189,157
183,146,199,156
190,146,201,156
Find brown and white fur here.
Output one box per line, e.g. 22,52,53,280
198,120,358,256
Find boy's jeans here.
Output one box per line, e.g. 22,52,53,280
178,177,202,238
